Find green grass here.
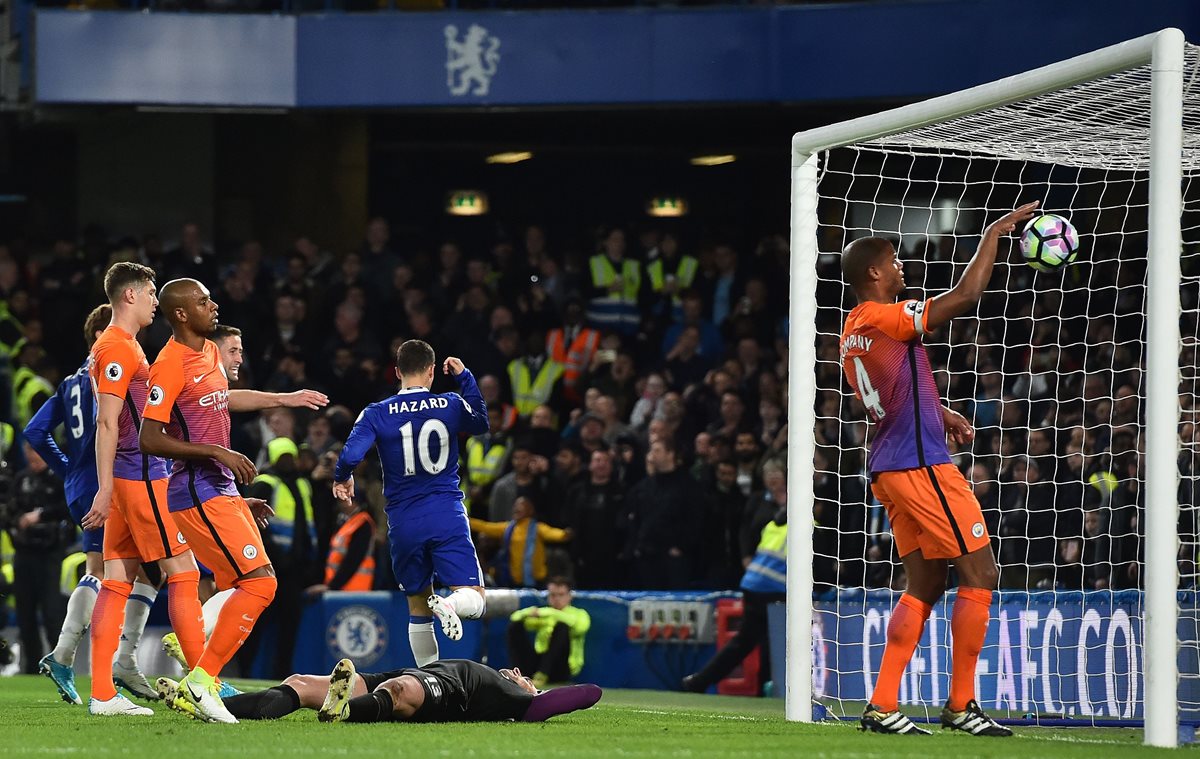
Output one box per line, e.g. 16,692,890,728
2,674,1186,757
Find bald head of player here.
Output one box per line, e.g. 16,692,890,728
159,278,220,345
396,339,436,389
842,237,904,303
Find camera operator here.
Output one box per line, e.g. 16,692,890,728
4,442,71,673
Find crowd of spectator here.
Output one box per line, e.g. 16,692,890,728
0,217,792,596
2,209,1197,611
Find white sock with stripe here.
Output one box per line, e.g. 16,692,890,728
51,574,100,666
408,616,438,666
202,589,235,639
116,582,157,668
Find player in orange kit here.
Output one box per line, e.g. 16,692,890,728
81,262,209,718
138,277,327,723
841,201,1038,737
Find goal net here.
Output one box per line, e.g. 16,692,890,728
788,30,1200,745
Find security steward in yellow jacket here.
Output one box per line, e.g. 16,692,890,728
246,436,316,678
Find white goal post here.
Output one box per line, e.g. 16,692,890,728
786,28,1188,748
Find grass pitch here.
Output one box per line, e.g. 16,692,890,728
1,674,1181,757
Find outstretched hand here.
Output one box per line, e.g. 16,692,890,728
984,200,1040,239
283,389,330,410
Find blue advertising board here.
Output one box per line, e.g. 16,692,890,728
769,590,1200,722
288,590,720,690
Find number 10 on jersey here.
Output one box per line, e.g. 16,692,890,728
398,419,451,476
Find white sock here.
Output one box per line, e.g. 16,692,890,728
52,574,100,666
447,587,485,619
408,617,439,666
116,582,158,669
202,589,235,640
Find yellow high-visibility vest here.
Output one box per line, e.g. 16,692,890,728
254,473,316,555
507,359,565,417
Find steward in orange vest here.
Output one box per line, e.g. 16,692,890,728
322,504,377,592
545,301,600,405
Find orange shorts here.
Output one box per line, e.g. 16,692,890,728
173,494,270,590
872,462,990,560
103,477,189,563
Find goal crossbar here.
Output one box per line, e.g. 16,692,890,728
791,29,1180,159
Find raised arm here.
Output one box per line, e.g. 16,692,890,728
228,388,329,412
923,201,1039,332
445,357,489,435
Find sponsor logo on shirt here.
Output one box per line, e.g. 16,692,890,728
105,362,123,381
147,385,164,406
198,389,229,409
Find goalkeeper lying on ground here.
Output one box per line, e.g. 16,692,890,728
158,658,601,724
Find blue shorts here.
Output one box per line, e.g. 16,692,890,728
67,496,104,555
387,509,482,594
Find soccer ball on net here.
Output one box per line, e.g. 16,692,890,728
1019,213,1080,272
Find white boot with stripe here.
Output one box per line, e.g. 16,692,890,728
859,703,931,735
939,699,1013,737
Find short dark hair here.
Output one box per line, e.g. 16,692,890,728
841,237,894,290
211,324,242,343
546,576,573,590
651,435,677,455
83,304,112,348
103,262,156,303
396,339,436,376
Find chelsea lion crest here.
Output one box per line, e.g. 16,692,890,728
327,605,388,667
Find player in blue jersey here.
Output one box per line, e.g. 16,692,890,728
23,304,160,703
333,340,489,665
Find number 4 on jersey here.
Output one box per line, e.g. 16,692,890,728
852,356,886,420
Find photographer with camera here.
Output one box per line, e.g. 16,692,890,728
4,441,71,673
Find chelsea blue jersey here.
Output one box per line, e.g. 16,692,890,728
334,369,488,514
23,356,98,505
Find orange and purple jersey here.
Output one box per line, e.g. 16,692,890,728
89,326,169,482
840,298,950,474
143,337,236,511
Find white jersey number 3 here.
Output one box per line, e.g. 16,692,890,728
398,419,451,476
852,356,886,420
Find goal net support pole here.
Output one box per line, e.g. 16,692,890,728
786,28,1186,747
1145,28,1185,749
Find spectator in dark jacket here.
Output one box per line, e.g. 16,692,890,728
623,437,702,589
565,449,627,589
7,443,70,673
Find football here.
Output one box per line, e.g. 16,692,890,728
1020,213,1080,272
